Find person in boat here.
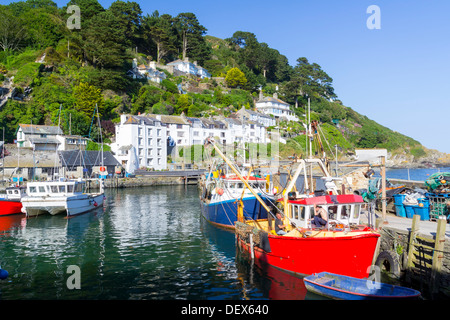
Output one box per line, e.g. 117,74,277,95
312,204,328,228
275,212,287,235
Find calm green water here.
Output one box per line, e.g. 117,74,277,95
0,185,308,300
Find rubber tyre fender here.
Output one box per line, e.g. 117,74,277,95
374,250,401,278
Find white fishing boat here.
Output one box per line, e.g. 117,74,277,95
21,179,104,217
21,104,106,217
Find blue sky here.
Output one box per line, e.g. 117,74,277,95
3,0,450,154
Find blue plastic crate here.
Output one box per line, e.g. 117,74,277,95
393,194,406,206
404,205,415,218
413,205,430,221
395,204,406,217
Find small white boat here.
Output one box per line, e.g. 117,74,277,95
21,179,104,217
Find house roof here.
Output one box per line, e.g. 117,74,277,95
256,96,289,106
238,107,274,119
59,151,121,167
123,115,159,126
146,114,189,125
19,124,63,135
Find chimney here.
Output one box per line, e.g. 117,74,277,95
259,89,263,101
273,92,278,99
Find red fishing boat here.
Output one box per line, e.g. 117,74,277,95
0,186,27,216
234,157,380,279
204,136,381,279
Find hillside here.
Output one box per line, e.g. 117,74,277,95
0,0,446,167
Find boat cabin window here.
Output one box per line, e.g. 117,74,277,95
290,204,310,228
352,204,361,220
50,186,59,193
341,205,350,220
59,185,66,193
67,184,74,193
29,186,37,193
39,186,46,193
75,183,83,193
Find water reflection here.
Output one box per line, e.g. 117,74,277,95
0,185,321,300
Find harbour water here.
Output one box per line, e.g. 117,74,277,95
0,185,312,300
0,168,446,300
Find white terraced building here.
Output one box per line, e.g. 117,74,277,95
112,115,168,171
112,113,268,171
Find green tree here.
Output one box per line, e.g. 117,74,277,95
225,67,247,88
0,7,27,52
73,82,104,117
109,0,142,47
142,11,176,63
174,12,210,64
81,10,129,68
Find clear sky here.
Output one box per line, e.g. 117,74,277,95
3,0,450,153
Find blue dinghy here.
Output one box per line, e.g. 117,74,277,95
304,272,421,300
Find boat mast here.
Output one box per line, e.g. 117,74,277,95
204,138,272,216
96,104,104,194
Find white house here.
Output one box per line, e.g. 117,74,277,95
222,118,266,145
255,92,299,122
166,58,211,79
16,124,63,151
146,114,191,147
185,116,206,145
112,115,167,171
236,106,276,128
128,58,167,84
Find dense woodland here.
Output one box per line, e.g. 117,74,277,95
0,0,427,159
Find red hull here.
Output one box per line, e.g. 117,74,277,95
0,199,23,216
238,231,380,279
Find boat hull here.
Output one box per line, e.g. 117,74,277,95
201,196,271,229
237,229,380,279
22,194,104,217
304,272,421,300
0,199,23,216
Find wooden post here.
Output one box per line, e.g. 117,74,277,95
430,217,446,296
406,215,421,272
381,156,387,224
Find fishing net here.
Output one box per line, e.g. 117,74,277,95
424,172,450,193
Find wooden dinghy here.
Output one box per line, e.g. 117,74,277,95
304,272,421,300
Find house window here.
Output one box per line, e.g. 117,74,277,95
193,131,199,136
147,158,153,166
138,138,143,145
138,128,143,136
177,131,184,137
148,148,153,156
148,138,153,145
157,148,162,156
138,148,143,156
148,128,153,136
157,129,161,136
177,124,182,129
157,138,162,147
